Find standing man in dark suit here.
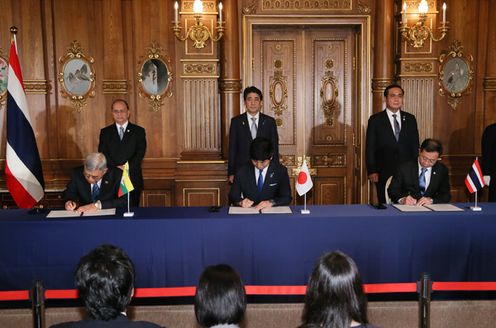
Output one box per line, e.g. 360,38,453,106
481,123,496,201
366,84,419,204
228,86,279,184
388,139,451,205
63,152,126,213
50,244,164,328
98,99,146,207
229,137,291,209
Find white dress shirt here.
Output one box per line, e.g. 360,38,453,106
386,108,402,134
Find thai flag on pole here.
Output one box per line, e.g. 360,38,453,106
5,34,45,208
465,158,485,194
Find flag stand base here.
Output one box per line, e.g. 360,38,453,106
123,212,135,217
470,206,482,212
301,209,310,214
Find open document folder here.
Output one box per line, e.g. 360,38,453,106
228,206,292,214
393,204,463,212
46,208,116,218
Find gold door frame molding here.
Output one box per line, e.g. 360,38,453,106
243,15,372,203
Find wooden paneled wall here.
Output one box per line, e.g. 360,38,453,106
0,0,494,206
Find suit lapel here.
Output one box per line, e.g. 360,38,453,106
411,163,421,193
249,166,259,196
258,114,266,137
398,112,408,141
241,113,252,139
99,174,111,197
426,164,439,195
382,111,397,142
261,163,275,196
121,123,133,142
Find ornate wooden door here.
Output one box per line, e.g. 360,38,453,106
252,25,359,204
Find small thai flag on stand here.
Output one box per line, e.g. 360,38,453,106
465,158,484,211
5,27,45,208
465,158,484,193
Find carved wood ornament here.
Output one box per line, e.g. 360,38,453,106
320,59,339,126
58,41,96,112
137,42,173,112
438,40,474,110
269,59,288,127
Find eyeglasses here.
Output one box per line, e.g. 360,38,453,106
112,109,128,114
420,155,438,164
83,171,105,181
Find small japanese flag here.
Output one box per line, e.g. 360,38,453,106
296,159,313,196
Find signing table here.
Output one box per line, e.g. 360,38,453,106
1,204,495,291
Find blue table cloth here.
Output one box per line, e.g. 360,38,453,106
1,203,495,291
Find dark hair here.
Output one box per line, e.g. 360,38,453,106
194,264,246,327
383,84,404,97
301,251,368,328
75,244,134,321
420,138,443,156
243,86,263,101
250,137,273,161
111,98,129,110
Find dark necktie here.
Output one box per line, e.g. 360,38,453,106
257,169,264,194
250,117,257,139
392,114,400,141
119,126,125,140
92,183,100,202
419,168,427,195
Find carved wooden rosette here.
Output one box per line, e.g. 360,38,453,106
292,156,317,177
269,59,288,127
320,59,339,126
137,42,173,112
58,41,96,112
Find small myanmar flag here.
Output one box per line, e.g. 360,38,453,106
118,162,134,197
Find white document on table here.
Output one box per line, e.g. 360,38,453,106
423,204,464,212
228,207,260,214
46,210,81,218
46,208,116,218
261,206,292,214
83,208,116,216
392,204,432,212
228,206,292,214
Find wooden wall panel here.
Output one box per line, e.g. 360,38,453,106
183,78,220,152
0,0,494,207
128,0,178,159
315,177,346,204
142,190,173,207
401,77,434,143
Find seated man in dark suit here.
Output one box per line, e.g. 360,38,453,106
388,138,451,206
63,152,126,213
50,244,163,328
229,137,291,210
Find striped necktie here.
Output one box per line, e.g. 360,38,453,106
250,117,257,139
392,114,400,141
119,126,125,140
92,183,100,202
419,168,427,195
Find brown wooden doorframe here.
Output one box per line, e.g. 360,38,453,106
243,16,372,204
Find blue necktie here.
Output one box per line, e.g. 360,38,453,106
419,168,427,195
257,169,264,194
92,183,100,202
